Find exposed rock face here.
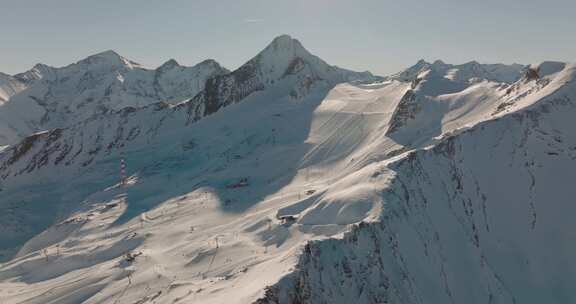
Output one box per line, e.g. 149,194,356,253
494,62,565,116
0,35,377,184
384,60,527,136
0,73,27,104
382,89,437,138
255,72,576,304
2,36,576,304
390,59,526,84
0,36,378,257
0,51,229,146
188,35,376,119
386,90,419,135
525,67,540,81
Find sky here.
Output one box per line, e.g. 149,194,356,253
1,0,575,76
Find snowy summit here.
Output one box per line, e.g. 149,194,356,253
1,35,576,304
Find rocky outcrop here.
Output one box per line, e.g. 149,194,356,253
256,73,576,304
187,35,376,120
386,90,420,135
0,35,377,185
390,60,525,84
0,51,229,146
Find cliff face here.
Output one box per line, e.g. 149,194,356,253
257,75,576,304
0,36,376,188
0,51,229,146
1,37,575,303
188,35,376,119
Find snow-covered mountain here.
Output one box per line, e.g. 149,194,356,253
390,59,526,84
0,73,27,104
0,34,377,259
257,62,576,304
189,34,376,118
385,59,527,136
0,35,575,304
0,51,229,146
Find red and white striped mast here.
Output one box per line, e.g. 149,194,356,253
120,155,127,186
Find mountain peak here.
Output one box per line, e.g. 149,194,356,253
228,34,318,83
78,50,140,69
31,63,53,72
432,59,446,66
529,61,566,78
270,34,298,45
85,49,122,61
11,63,54,83
197,59,220,67
460,60,481,68
157,58,180,71
94,49,120,57
164,58,180,66
262,34,307,56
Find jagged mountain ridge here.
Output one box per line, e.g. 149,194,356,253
258,63,576,304
0,51,229,146
390,59,526,84
190,35,376,117
0,73,27,104
0,35,575,304
0,35,378,256
385,60,547,137
0,36,377,186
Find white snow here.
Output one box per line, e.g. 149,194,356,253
0,51,228,146
0,36,575,304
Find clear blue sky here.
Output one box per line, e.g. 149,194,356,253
1,0,574,76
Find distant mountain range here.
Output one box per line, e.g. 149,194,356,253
0,51,228,146
1,35,575,304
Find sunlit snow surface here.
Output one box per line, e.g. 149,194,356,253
0,48,575,303
0,51,228,146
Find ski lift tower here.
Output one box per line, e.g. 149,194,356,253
120,157,127,186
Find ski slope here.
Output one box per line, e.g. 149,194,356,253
259,62,576,304
0,35,575,303
0,79,409,303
